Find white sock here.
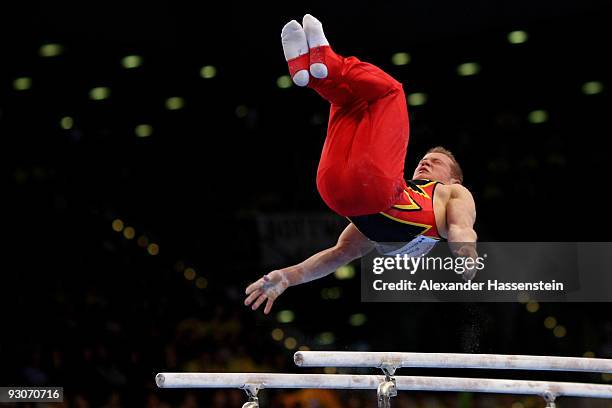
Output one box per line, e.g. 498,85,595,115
281,20,310,86
302,14,329,79
302,14,329,48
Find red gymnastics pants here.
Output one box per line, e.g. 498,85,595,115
291,46,410,217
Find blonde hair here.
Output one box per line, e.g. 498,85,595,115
426,146,463,184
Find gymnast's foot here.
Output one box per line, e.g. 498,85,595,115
302,14,329,79
281,20,310,86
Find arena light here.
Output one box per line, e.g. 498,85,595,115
391,52,411,66
13,77,32,91
553,325,567,338
200,65,217,79
183,268,196,281
165,97,185,110
349,313,367,327
277,310,295,323
526,301,540,313
195,277,208,289
407,93,427,106
123,227,135,240
112,219,124,232
528,110,548,124
582,81,603,95
39,43,64,57
147,243,159,255
544,316,557,329
121,55,142,69
135,124,153,138
508,31,528,44
284,337,297,350
277,75,292,89
60,116,74,130
271,328,284,341
334,265,355,280
457,62,481,76
89,87,110,100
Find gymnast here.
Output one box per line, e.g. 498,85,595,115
245,15,477,314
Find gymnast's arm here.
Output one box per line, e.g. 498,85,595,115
288,223,375,285
244,223,375,314
446,185,478,278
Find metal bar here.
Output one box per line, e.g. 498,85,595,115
294,352,612,373
155,373,612,398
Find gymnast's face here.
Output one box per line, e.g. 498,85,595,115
412,152,456,184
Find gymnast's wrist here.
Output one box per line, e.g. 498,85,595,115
281,266,305,287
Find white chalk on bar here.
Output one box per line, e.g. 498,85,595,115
155,372,612,398
293,352,612,373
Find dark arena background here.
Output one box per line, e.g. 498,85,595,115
2,1,611,407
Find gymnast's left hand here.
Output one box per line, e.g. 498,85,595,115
244,270,290,314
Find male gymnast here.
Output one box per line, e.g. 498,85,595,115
245,15,477,314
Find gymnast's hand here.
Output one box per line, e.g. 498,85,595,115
244,270,290,314
454,245,479,282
